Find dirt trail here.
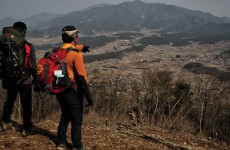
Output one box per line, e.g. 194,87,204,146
0,115,228,150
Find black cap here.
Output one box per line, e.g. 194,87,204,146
62,26,80,37
62,26,76,32
13,21,27,32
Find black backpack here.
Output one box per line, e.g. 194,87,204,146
0,27,27,79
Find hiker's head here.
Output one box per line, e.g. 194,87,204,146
13,21,27,33
61,26,80,43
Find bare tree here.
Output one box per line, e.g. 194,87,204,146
141,70,173,125
193,74,221,135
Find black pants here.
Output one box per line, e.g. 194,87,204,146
56,88,83,149
1,83,33,129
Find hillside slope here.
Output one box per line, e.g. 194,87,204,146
0,113,227,150
1,40,230,149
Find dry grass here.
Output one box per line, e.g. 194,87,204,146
0,112,228,150
1,41,230,149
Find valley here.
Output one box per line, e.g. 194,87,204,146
1,1,230,149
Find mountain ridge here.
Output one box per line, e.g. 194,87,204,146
32,0,230,36
1,0,230,38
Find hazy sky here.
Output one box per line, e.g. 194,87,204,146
0,0,230,20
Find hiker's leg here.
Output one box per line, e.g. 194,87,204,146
57,93,71,145
19,84,32,129
1,85,18,123
71,104,83,149
57,112,70,145
69,90,83,149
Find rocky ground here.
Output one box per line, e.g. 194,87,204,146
0,113,228,150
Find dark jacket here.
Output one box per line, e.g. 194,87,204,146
2,41,37,88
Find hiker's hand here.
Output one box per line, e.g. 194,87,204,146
33,81,40,93
87,98,93,107
82,45,90,53
71,82,77,89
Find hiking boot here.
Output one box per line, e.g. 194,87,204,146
57,144,69,150
1,122,13,131
21,126,36,137
21,129,29,137
72,146,86,150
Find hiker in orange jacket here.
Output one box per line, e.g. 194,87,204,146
56,26,92,150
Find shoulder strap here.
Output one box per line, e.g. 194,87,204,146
25,43,31,54
66,46,80,53
24,43,32,68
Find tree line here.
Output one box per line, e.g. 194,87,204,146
1,69,229,143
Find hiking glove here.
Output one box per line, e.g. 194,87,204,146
71,81,78,93
33,81,40,93
82,45,90,53
87,98,93,107
71,81,77,89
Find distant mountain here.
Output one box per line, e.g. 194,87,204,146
78,3,113,12
1,0,230,39
222,16,230,23
0,12,61,30
22,12,61,29
0,17,16,29
32,0,230,36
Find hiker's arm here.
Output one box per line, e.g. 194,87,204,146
73,56,92,106
76,74,92,106
75,44,90,53
29,45,37,82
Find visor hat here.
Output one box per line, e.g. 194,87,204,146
62,26,80,37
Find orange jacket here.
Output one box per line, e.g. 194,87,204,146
61,43,88,82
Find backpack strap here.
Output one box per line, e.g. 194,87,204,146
66,46,80,53
24,43,32,68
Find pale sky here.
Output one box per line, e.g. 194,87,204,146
0,0,230,20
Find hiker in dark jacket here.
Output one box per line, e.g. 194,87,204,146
1,21,37,136
56,25,92,150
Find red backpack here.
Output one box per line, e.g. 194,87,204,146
36,47,72,94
